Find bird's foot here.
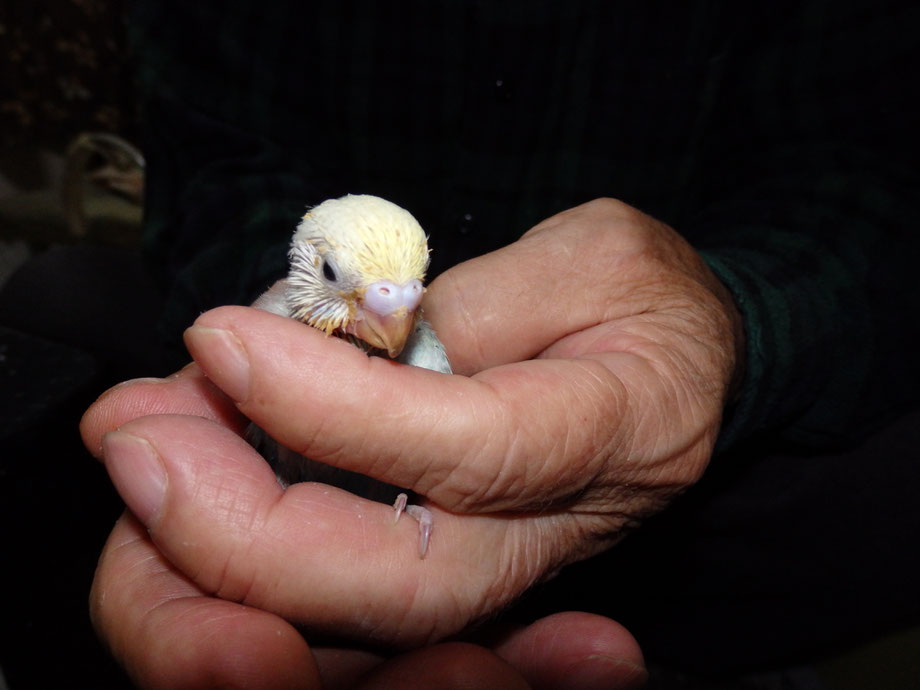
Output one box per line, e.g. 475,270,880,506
393,492,432,558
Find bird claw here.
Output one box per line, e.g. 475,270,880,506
393,492,432,558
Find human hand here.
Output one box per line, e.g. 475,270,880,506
83,367,646,689
84,197,738,686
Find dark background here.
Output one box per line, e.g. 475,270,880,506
1,2,918,688
1,1,144,687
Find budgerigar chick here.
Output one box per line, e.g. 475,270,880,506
251,194,451,557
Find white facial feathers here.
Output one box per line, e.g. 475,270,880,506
285,195,431,336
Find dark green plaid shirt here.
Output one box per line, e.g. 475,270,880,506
128,0,920,452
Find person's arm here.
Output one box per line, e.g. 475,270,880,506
685,1,920,450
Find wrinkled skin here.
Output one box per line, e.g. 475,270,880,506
83,199,741,689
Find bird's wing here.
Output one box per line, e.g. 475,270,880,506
251,279,291,317
398,319,452,374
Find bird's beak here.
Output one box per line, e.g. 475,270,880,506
352,307,415,358
349,279,424,358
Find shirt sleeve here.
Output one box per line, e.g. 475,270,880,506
138,95,324,362
688,1,920,451
126,0,920,446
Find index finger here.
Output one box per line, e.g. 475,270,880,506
80,363,246,459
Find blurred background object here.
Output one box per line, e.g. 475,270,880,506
0,0,140,262
61,131,144,241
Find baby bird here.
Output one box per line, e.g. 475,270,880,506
251,194,451,557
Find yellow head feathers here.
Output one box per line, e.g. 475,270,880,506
285,195,431,343
293,194,429,285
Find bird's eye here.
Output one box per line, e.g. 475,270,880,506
322,260,338,282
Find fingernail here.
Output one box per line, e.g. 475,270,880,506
565,656,648,690
102,431,167,525
183,326,250,402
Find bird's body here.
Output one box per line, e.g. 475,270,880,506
250,194,450,557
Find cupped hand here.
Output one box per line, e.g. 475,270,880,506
84,367,645,689
84,197,739,687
